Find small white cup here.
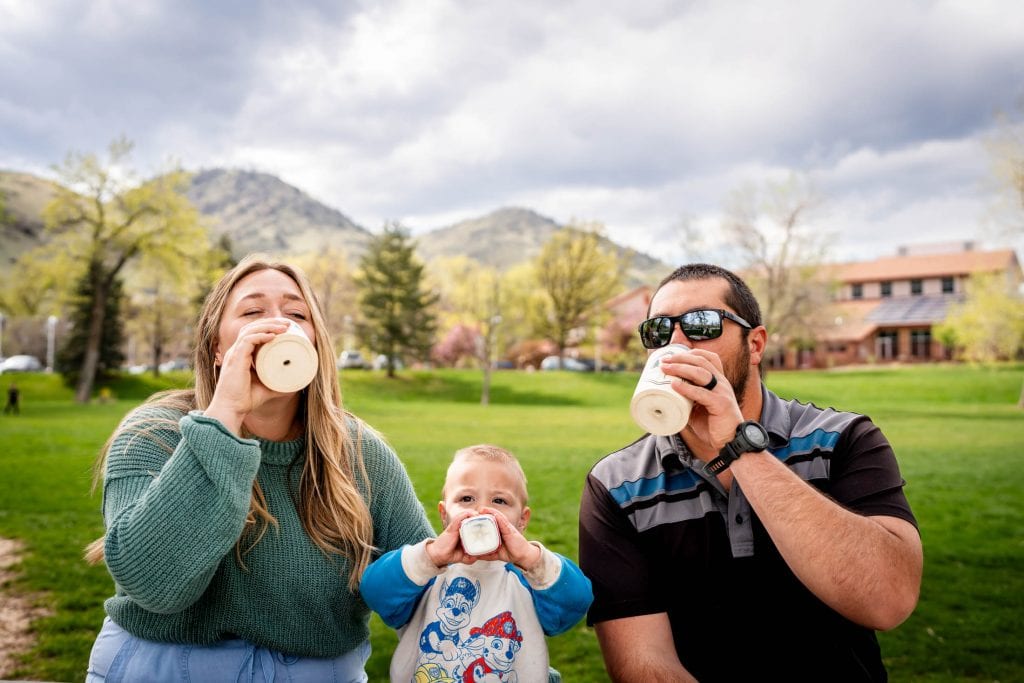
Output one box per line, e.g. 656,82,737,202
630,343,694,436
459,514,501,556
255,320,319,393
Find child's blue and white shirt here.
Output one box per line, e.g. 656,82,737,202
361,539,592,683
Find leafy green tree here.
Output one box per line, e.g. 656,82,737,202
431,255,504,404
296,246,357,354
32,137,207,402
56,262,126,389
355,223,438,378
531,224,622,360
935,273,1024,364
985,107,1024,406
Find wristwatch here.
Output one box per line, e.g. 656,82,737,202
706,420,770,475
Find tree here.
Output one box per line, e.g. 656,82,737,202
934,273,1024,363
355,223,438,378
33,138,207,401
296,246,358,354
531,224,622,359
719,173,836,362
56,261,126,388
430,256,505,404
985,104,1024,407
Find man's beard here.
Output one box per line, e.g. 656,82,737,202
725,340,752,408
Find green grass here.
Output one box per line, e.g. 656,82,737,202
0,364,1022,681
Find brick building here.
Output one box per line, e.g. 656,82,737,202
598,243,1021,370
815,243,1021,367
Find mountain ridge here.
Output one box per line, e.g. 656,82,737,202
0,167,669,287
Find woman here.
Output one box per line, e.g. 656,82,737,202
85,255,433,681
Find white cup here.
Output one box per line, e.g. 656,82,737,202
630,343,694,436
459,514,501,556
255,320,319,393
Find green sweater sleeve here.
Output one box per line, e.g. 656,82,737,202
102,409,261,614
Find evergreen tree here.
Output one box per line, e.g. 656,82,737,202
57,262,126,391
355,223,438,378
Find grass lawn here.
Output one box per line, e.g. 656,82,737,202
0,364,1021,681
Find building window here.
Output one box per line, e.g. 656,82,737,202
911,330,931,358
880,281,892,298
876,330,898,360
911,279,923,295
851,283,863,299
942,276,954,294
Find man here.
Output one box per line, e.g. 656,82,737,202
579,264,922,682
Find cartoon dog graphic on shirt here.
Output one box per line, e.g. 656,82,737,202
419,576,481,662
456,611,523,683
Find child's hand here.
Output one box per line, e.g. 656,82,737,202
474,506,542,571
425,510,480,567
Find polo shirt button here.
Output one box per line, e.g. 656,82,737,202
735,514,744,524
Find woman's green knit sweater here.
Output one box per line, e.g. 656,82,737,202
99,407,433,657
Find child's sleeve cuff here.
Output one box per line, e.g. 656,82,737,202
401,539,446,585
522,541,562,589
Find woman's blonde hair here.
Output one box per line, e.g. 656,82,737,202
85,254,375,590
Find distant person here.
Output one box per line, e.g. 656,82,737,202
84,255,433,681
579,263,922,682
4,382,18,415
361,444,592,683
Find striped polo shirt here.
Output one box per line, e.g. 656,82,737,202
579,385,917,682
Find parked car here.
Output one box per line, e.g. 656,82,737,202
159,358,191,372
0,355,44,374
337,350,369,369
372,354,404,371
539,355,593,372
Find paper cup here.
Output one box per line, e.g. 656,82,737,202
459,514,501,556
630,344,693,435
255,321,319,393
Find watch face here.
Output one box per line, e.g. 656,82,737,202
742,422,769,449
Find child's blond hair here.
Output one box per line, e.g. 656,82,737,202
444,444,529,503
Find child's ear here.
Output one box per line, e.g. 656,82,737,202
438,501,448,527
517,506,531,532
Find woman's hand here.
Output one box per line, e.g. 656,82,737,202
204,318,291,435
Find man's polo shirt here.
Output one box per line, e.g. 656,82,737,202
579,385,917,682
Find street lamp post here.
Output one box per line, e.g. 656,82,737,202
46,315,58,373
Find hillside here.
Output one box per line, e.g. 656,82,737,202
0,168,670,287
187,168,372,258
418,207,669,287
0,171,57,265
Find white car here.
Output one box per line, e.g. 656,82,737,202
0,355,44,373
337,350,369,369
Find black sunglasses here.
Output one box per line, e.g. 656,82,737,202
638,308,753,349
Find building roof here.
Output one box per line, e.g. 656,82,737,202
818,300,879,342
865,294,965,326
833,249,1020,283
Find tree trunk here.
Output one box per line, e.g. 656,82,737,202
75,280,108,403
481,362,492,406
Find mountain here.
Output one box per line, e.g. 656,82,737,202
0,168,670,288
187,168,372,258
0,170,58,265
418,207,669,287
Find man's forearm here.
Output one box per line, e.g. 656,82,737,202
731,451,923,629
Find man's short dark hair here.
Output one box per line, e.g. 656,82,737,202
653,263,763,330
652,263,766,379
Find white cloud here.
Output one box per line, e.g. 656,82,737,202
2,0,1023,264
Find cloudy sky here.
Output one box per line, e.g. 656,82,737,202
2,0,1023,265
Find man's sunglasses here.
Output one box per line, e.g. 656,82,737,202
638,308,753,349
